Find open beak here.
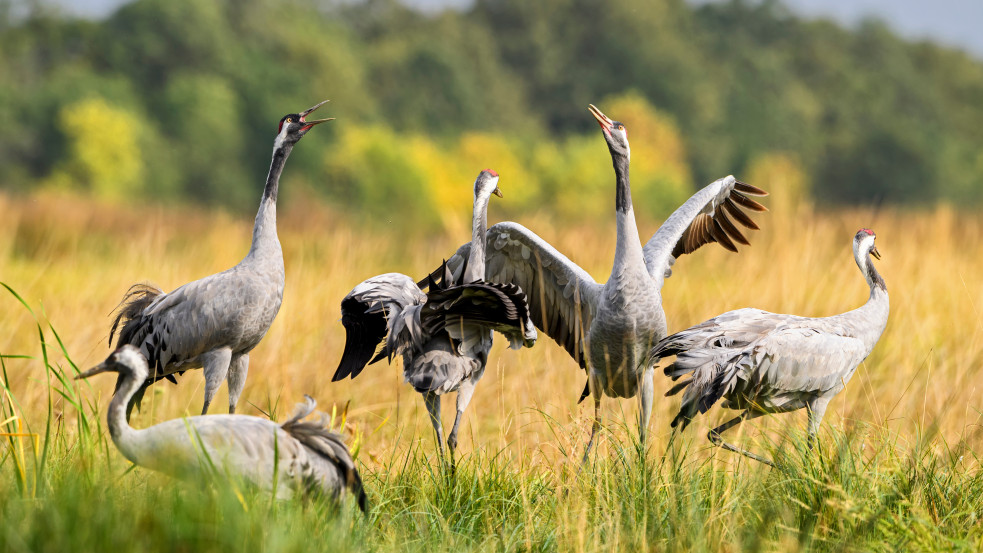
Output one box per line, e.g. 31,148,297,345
493,187,503,198
299,99,334,129
75,361,112,380
588,104,613,134
870,246,882,260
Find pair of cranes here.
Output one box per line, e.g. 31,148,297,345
79,99,888,512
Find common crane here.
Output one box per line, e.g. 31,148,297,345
650,229,889,466
109,100,333,417
77,345,367,510
424,105,767,461
332,170,536,458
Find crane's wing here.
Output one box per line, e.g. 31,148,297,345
423,222,602,371
642,175,767,289
654,310,868,430
332,273,427,381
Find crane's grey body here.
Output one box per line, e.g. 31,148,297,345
334,171,536,456
652,229,889,465
109,101,332,417
78,345,366,509
433,105,767,459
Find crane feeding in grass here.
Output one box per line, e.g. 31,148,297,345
77,345,367,510
332,170,536,459
423,104,767,462
108,100,333,418
650,229,889,466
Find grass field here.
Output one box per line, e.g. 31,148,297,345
2,190,982,552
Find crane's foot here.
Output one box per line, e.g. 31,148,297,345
708,428,775,467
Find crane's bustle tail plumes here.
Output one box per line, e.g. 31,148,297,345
108,283,163,348
280,395,368,512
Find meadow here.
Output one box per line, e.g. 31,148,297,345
1,189,982,552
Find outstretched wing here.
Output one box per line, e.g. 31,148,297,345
424,222,602,370
643,175,767,289
332,273,427,381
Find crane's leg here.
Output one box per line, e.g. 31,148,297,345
447,380,476,454
580,371,604,466
200,347,233,415
805,397,831,452
226,353,248,414
638,366,655,448
707,410,773,467
423,391,446,458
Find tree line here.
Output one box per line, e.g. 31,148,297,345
1,0,981,225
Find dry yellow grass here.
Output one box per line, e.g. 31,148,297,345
2,190,982,476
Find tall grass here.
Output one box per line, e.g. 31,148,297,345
1,191,982,551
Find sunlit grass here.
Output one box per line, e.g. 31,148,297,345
1,191,982,551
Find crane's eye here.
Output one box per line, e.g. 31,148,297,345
617,125,624,131
286,117,293,123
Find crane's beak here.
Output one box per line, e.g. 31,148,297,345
493,187,503,198
870,246,881,260
588,104,613,134
75,361,112,380
299,99,334,130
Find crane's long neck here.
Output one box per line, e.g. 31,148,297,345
107,374,143,464
852,249,890,345
611,152,645,277
247,142,293,260
464,193,491,283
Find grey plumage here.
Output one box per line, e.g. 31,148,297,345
333,170,536,456
77,345,366,510
651,229,889,466
108,100,333,418
425,105,767,460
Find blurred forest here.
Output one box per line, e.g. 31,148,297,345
1,0,982,226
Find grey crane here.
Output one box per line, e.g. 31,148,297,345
332,170,536,457
76,345,367,510
108,100,333,418
650,229,889,466
424,105,767,461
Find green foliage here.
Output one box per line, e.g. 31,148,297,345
43,97,145,200
2,0,983,221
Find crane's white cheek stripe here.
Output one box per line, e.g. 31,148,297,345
273,125,289,152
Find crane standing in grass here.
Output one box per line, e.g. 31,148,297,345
109,100,333,418
426,105,768,462
77,345,367,510
651,229,889,466
332,170,536,459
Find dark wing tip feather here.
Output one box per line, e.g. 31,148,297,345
724,198,760,230
734,180,768,196
731,191,768,212
716,211,750,246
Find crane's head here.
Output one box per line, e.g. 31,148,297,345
854,228,881,260
76,344,149,383
474,169,503,201
275,99,334,148
588,104,630,159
